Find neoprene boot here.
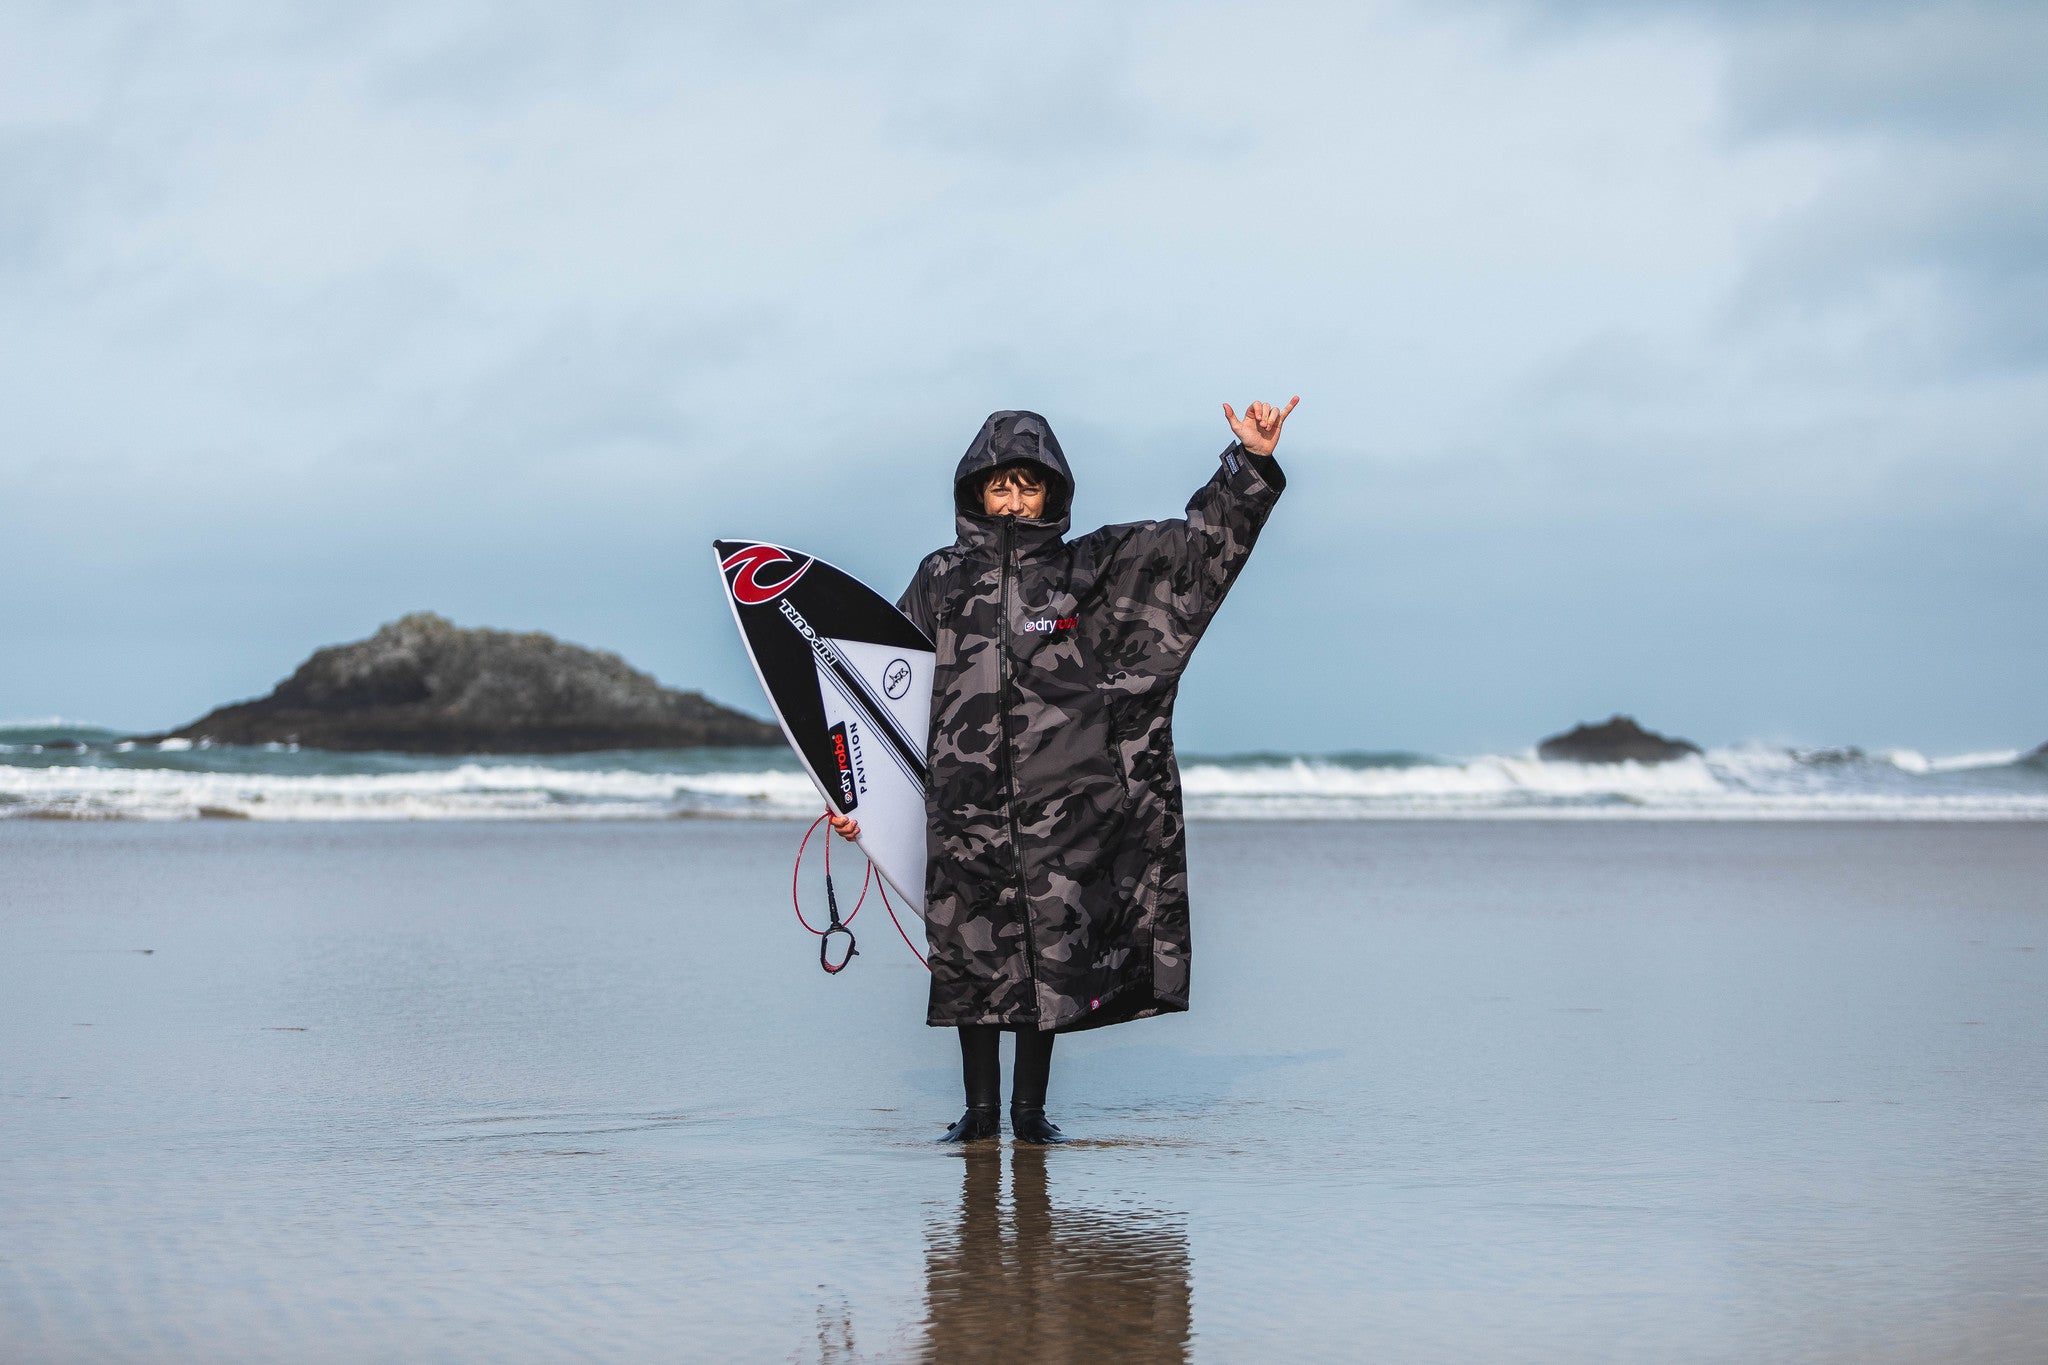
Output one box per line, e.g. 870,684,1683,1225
1009,1027,1066,1143
940,1024,1001,1143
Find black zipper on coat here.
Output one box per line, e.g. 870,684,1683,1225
996,518,1040,991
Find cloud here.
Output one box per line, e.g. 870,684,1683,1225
1,1,2042,748
1487,0,2048,368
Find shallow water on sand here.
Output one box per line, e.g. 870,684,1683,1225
4,821,2045,1362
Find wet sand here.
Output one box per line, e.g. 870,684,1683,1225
4,820,2045,1362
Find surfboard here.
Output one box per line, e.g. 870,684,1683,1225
713,540,934,917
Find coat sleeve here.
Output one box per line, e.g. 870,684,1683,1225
896,555,939,640
1095,442,1286,660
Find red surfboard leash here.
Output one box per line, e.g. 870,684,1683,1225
792,813,930,974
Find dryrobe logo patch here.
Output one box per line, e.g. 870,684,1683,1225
828,722,859,810
720,544,812,606
883,658,912,700
1019,616,1077,634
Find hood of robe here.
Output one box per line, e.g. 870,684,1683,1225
952,411,1074,543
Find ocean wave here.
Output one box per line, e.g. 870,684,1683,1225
0,762,824,821
3,743,2045,822
1882,748,2024,774
1174,749,2048,819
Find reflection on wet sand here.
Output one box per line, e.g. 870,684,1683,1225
921,1146,1191,1364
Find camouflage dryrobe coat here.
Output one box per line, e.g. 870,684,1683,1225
896,411,1286,1033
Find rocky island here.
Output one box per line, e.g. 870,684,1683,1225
136,613,778,754
1537,715,1702,764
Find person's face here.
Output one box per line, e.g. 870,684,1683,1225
980,465,1048,518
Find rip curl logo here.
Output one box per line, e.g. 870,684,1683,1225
1019,616,1078,634
720,544,812,606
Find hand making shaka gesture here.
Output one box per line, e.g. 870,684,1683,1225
1222,396,1299,457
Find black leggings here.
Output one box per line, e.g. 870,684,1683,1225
957,1024,1055,1109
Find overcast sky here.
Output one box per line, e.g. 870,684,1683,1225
4,0,2043,754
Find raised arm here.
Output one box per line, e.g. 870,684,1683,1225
1089,397,1297,679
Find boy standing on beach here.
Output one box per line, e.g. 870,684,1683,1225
833,399,1295,1141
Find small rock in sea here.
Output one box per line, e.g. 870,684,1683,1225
1537,715,1702,765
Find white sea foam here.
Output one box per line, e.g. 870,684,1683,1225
1863,747,2025,774
1182,753,1726,800
3,746,2045,822
1175,749,2048,820
1937,750,2023,771
0,763,824,822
